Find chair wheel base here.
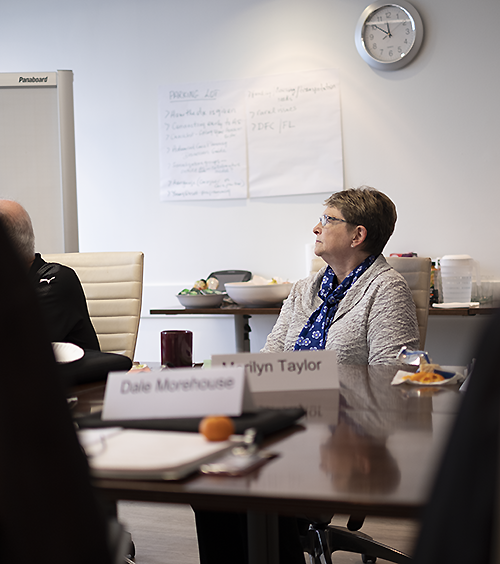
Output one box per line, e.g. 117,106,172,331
126,540,136,560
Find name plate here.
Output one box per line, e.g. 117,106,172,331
102,366,254,421
211,350,338,392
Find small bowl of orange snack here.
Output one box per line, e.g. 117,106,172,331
391,358,464,386
403,372,446,384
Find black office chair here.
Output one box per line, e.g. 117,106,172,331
301,516,411,564
0,218,128,563
300,447,412,563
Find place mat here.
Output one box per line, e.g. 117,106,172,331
75,407,306,438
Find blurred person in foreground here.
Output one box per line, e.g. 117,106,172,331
195,187,420,564
0,199,100,350
0,214,114,563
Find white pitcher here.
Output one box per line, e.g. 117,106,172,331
440,255,474,303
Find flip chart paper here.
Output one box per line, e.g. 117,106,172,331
159,81,248,201
158,69,343,201
246,69,343,198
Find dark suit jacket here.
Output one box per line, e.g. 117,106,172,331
28,253,100,350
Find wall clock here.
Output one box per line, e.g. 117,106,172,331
355,0,424,70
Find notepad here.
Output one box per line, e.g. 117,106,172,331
78,428,238,480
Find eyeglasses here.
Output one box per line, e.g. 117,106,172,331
319,214,348,227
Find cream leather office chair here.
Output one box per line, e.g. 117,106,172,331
42,252,144,360
311,255,431,348
385,256,431,349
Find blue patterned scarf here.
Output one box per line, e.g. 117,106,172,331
294,254,377,351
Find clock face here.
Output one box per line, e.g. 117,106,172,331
355,1,424,70
362,5,415,63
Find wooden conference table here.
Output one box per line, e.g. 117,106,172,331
70,364,463,563
151,303,498,352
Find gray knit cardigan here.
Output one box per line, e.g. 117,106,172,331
262,254,420,365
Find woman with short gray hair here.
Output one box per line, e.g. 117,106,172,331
263,186,420,364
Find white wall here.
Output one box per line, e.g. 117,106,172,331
2,0,499,364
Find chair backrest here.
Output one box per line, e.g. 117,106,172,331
310,256,326,277
41,251,144,360
385,256,431,349
310,255,431,348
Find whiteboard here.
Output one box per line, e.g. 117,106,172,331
0,70,78,253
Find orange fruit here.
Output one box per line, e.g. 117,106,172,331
199,415,235,441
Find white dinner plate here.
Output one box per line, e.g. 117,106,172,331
52,342,85,363
432,302,480,309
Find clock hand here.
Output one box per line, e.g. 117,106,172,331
386,22,392,37
372,24,390,35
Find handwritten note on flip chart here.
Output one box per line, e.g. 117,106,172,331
159,81,248,201
158,70,343,201
246,69,343,198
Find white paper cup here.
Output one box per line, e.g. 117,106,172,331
440,255,473,303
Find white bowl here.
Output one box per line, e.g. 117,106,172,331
176,293,224,308
225,283,291,307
